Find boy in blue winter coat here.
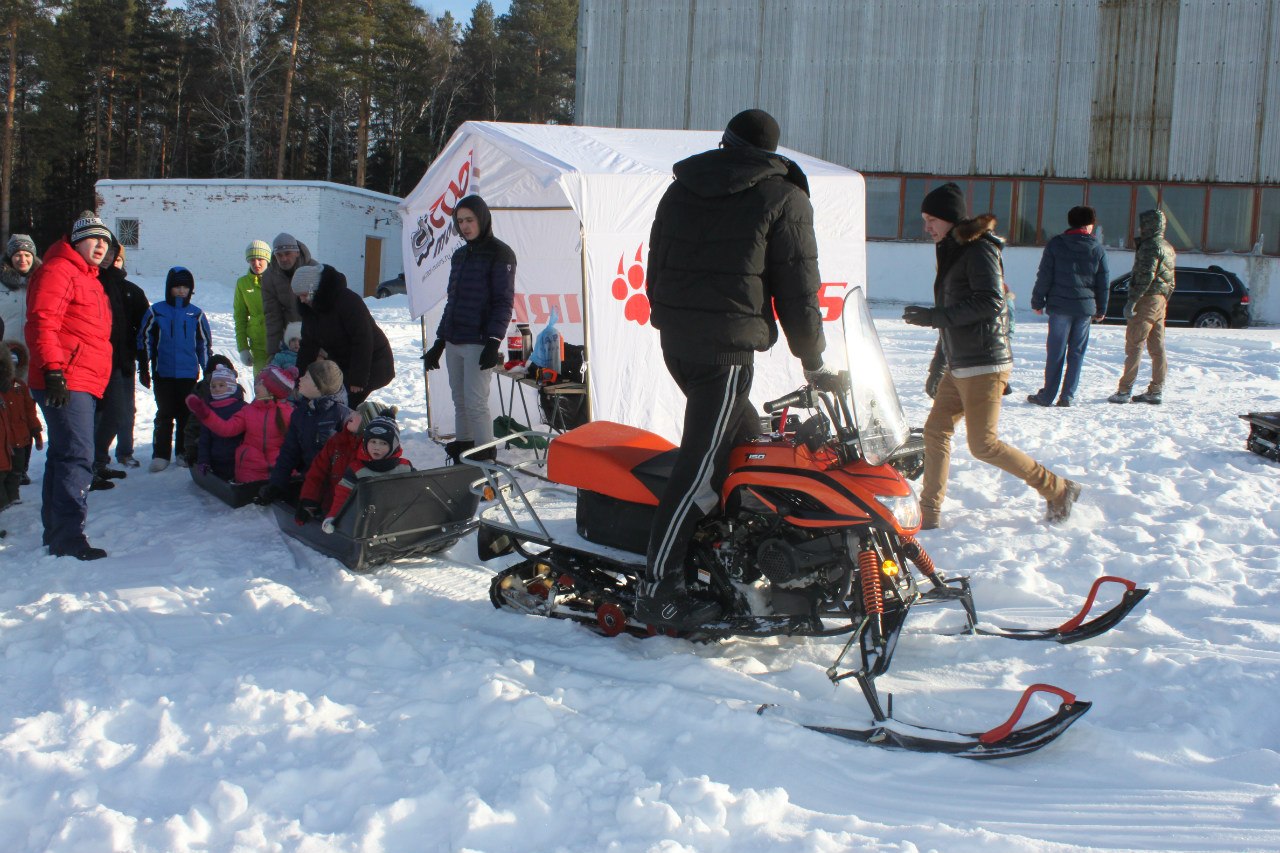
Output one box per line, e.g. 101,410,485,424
259,359,350,504
138,267,212,472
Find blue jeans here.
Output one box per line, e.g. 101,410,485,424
34,388,98,553
94,367,137,467
1035,314,1092,403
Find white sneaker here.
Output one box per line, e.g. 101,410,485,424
149,458,170,472
176,458,190,469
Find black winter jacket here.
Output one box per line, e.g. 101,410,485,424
436,196,517,345
929,215,1012,371
99,263,150,375
296,264,394,393
1031,231,1110,317
647,147,825,367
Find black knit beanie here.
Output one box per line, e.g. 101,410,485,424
920,183,967,224
722,109,780,152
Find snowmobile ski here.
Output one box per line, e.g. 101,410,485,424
760,683,1091,759
968,576,1149,644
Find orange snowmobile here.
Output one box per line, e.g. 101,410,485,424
469,289,1147,758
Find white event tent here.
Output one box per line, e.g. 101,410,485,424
399,121,866,442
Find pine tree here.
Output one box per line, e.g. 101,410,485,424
496,0,576,125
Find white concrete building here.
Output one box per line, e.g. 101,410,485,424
95,179,403,295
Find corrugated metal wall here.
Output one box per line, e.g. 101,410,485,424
576,0,1279,183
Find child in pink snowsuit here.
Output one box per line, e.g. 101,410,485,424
186,364,296,483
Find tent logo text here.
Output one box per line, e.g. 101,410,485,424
613,243,850,326
410,148,474,267
613,245,650,325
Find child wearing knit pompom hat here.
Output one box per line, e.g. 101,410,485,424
186,364,296,484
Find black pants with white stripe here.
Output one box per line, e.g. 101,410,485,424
645,356,758,593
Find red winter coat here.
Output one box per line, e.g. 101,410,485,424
193,397,294,483
300,427,361,516
25,239,113,396
2,341,42,451
327,445,412,520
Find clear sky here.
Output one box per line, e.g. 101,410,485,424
415,0,512,22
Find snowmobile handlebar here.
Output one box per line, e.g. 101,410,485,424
763,387,816,414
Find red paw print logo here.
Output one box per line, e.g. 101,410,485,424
612,246,650,325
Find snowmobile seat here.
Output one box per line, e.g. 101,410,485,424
271,465,480,571
547,420,677,506
546,421,680,554
1240,411,1280,462
189,465,269,508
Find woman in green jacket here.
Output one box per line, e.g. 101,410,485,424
234,240,271,372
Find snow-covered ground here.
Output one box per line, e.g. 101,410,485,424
2,279,1278,852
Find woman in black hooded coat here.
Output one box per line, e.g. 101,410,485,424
294,264,394,407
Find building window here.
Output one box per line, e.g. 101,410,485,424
861,175,1276,256
865,177,901,239
1040,184,1085,242
1205,187,1256,253
1262,189,1280,255
1161,185,1206,251
1012,181,1039,244
1087,183,1133,249
115,218,140,248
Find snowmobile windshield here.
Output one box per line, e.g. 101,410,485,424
835,287,910,466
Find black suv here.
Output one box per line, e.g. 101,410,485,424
1102,265,1251,328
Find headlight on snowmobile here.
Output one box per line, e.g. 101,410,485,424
875,492,921,530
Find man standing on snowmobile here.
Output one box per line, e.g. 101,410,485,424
903,183,1080,529
635,108,838,630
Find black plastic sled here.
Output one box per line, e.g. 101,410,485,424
190,464,266,508
1240,411,1280,463
272,466,481,572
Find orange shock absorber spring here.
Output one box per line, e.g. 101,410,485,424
899,535,938,578
900,534,948,591
858,549,884,615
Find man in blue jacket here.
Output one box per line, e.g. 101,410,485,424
1027,206,1110,407
422,195,516,463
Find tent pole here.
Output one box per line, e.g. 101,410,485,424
579,223,593,421
421,315,437,443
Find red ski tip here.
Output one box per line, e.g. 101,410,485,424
1056,576,1140,633
979,684,1079,745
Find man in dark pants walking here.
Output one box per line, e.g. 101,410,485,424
634,109,837,630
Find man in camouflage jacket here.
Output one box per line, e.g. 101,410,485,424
1110,209,1177,404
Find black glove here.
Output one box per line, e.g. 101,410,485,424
138,361,152,390
925,347,945,400
802,363,845,393
255,483,283,506
422,339,445,370
294,500,319,526
43,369,70,408
902,305,937,327
479,338,502,370
925,369,943,400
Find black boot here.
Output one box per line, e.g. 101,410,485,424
444,439,475,464
633,578,721,631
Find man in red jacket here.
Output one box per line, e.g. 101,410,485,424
25,211,114,560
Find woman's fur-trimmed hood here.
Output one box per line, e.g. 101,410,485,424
952,213,1001,245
